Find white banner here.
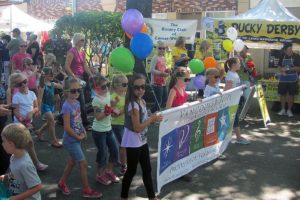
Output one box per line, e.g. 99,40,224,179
144,18,197,45
157,86,243,193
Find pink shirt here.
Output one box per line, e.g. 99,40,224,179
11,53,31,72
22,70,37,90
151,56,167,86
69,47,85,77
171,86,188,108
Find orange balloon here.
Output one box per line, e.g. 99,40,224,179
204,57,217,69
125,23,148,39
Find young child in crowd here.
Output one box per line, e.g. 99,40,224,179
57,77,101,198
45,53,67,114
224,57,250,145
166,67,190,109
0,123,42,200
121,73,162,200
204,68,222,98
111,75,128,175
21,58,39,94
90,75,120,185
36,67,63,147
166,67,194,181
10,73,48,171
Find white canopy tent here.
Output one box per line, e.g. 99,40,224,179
0,5,54,32
204,0,300,50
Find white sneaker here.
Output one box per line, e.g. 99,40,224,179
277,109,286,116
287,110,294,117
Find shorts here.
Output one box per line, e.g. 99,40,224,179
41,104,55,113
278,82,299,96
63,142,85,161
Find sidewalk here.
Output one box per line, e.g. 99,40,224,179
36,99,300,200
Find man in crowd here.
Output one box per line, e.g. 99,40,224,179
6,28,24,58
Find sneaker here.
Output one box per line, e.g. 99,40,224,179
236,138,250,145
119,164,127,176
218,154,227,160
82,188,102,198
58,181,71,195
96,174,112,185
287,110,294,117
105,171,120,183
277,109,286,116
36,162,48,171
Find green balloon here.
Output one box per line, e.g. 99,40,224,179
188,59,205,74
109,47,135,72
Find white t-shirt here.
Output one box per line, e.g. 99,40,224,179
12,91,37,122
204,83,220,98
226,71,240,88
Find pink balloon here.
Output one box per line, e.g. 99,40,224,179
121,9,144,36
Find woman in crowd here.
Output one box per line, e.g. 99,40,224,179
150,41,170,113
171,36,189,68
11,41,31,73
27,34,40,65
64,33,93,129
194,40,212,60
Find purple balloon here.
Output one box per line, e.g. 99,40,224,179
121,9,144,36
193,75,206,89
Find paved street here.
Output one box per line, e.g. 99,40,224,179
32,99,300,200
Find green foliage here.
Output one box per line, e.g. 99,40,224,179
51,11,123,69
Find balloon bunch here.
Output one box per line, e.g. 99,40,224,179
222,27,245,53
109,9,154,73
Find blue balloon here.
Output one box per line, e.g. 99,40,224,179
193,75,206,90
130,33,154,59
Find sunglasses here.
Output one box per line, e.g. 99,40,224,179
133,84,146,91
69,88,81,94
117,83,128,87
214,76,220,79
16,79,27,87
100,83,110,90
20,45,27,48
184,78,191,82
158,47,166,50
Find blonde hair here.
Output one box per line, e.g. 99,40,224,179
157,41,165,47
205,68,220,77
9,73,24,88
90,74,108,90
199,40,210,52
72,33,85,47
63,77,80,97
2,123,31,149
111,75,127,90
175,36,185,47
45,53,56,66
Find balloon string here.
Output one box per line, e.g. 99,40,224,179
143,60,162,112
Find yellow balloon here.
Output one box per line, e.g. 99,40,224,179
223,39,233,52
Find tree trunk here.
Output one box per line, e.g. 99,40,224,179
126,0,153,75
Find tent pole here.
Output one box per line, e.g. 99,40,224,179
10,5,12,33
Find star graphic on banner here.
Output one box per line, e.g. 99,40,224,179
219,113,227,127
163,137,173,158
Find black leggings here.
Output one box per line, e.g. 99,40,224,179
121,144,155,198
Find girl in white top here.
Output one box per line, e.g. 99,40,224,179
224,57,250,145
204,68,222,98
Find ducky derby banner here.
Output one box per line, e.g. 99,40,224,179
214,20,300,47
156,86,243,193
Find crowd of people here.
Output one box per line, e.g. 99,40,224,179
0,28,297,200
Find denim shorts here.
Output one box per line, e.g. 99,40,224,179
63,142,85,162
41,104,55,114
92,130,119,167
112,125,124,145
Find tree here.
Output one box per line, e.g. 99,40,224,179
51,11,123,71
